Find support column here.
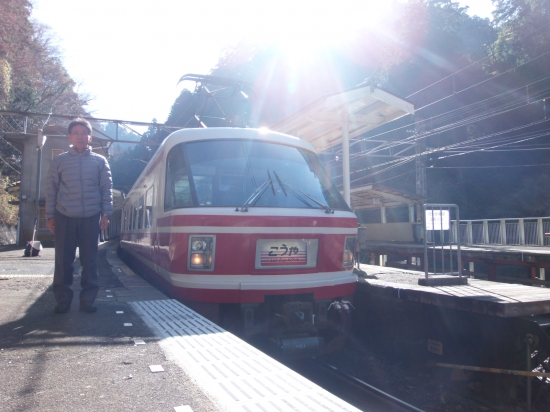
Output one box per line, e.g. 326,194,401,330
500,219,507,245
519,219,525,245
540,268,546,281
381,206,386,223
342,109,350,207
19,136,39,245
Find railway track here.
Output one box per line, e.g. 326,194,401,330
282,357,426,412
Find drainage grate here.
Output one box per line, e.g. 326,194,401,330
130,299,360,412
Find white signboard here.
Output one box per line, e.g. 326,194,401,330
426,210,450,231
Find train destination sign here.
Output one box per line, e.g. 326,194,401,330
259,240,307,266
255,239,320,269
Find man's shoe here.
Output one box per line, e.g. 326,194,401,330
54,303,70,314
79,302,97,313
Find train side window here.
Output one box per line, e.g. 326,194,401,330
133,200,139,230
137,196,145,229
145,186,154,228
165,146,193,210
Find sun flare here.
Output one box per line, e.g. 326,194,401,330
240,0,395,66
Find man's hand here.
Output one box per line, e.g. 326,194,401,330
100,215,109,230
47,218,55,234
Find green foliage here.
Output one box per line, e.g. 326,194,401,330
0,0,88,190
0,177,18,225
490,0,550,76
0,0,88,114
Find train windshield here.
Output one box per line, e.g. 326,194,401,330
164,139,350,211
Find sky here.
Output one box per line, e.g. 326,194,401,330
30,0,495,125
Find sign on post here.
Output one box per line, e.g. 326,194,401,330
425,210,450,231
420,204,465,286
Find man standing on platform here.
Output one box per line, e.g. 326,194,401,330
46,118,113,314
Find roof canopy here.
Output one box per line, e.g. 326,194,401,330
271,84,414,153
350,184,426,211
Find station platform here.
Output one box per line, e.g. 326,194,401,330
0,241,360,412
356,263,550,317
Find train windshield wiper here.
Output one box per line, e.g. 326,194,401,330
273,171,334,214
237,171,276,212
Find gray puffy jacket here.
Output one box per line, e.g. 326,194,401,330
45,147,113,219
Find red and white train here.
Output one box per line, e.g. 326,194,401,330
119,127,357,354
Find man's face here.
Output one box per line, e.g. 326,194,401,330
68,124,92,152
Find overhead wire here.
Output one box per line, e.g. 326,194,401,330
327,117,550,182
343,74,550,160
323,78,550,171
324,22,550,164
318,22,550,187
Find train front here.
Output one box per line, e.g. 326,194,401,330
160,128,358,356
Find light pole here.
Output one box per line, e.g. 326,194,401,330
31,129,46,248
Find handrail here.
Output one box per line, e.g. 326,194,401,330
450,217,550,246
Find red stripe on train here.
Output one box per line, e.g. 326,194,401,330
157,214,357,228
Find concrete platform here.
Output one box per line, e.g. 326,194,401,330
357,263,550,317
0,242,360,412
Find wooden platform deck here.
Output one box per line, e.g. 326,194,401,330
356,264,550,317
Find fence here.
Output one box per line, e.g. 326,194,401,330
451,218,550,246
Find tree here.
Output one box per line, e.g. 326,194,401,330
0,0,89,182
0,176,18,225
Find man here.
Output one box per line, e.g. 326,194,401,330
46,118,113,314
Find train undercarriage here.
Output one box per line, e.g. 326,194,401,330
215,293,355,357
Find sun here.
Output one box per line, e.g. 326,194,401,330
239,0,396,67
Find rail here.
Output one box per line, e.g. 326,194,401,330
451,217,550,247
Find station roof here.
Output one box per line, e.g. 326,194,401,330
349,184,426,211
270,83,418,210
270,83,414,153
2,124,112,152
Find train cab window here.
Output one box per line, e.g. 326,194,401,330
164,139,350,211
145,187,154,228
165,146,193,210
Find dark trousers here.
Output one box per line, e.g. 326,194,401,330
53,210,101,305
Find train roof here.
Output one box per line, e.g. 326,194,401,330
159,127,315,152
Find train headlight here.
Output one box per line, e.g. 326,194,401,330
343,237,356,268
188,236,215,270
192,240,207,251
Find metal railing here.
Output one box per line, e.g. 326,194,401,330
424,204,462,278
452,217,550,246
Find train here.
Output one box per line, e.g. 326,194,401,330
118,127,358,355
